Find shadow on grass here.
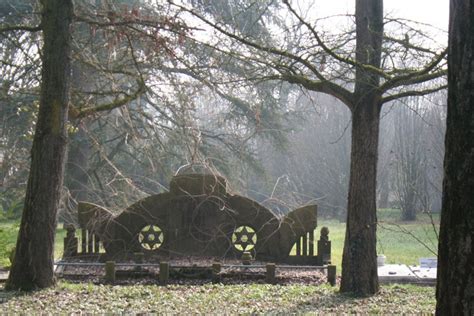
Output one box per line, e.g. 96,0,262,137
266,284,435,314
266,290,371,314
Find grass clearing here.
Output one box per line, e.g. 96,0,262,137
0,282,435,314
0,209,438,313
0,221,66,269
0,221,19,268
320,208,439,271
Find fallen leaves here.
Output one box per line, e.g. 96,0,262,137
0,282,435,314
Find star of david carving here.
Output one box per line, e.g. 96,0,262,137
232,226,257,251
138,225,164,250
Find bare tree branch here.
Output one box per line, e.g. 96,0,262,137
380,49,447,92
168,2,331,82
70,80,146,119
267,73,354,107
381,84,447,104
282,0,389,80
0,24,41,33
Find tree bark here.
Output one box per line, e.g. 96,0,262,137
435,0,474,313
401,203,417,221
6,0,73,290
339,0,383,295
340,95,381,295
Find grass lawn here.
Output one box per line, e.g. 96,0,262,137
0,209,438,313
0,282,435,314
0,221,66,268
321,208,439,272
0,221,19,268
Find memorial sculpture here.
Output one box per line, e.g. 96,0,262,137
65,165,331,265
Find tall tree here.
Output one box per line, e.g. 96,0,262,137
172,0,446,295
339,0,383,294
435,0,474,313
6,0,73,290
1,0,272,222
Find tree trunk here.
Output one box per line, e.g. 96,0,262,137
6,0,73,290
435,0,474,313
377,175,390,209
340,96,381,295
401,182,417,220
339,0,383,295
401,203,417,221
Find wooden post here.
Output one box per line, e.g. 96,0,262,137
318,227,331,264
308,230,314,256
94,234,100,253
87,230,93,254
81,228,87,254
327,265,336,286
302,234,308,256
296,238,301,256
63,224,78,257
105,261,116,283
212,262,221,283
159,262,169,285
266,263,276,284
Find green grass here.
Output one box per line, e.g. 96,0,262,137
320,209,439,272
0,221,19,268
0,211,438,313
0,221,66,269
318,209,439,273
0,282,435,314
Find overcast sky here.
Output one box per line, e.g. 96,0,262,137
315,0,449,30
386,0,448,27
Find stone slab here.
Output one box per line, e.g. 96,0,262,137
0,270,9,282
378,264,436,285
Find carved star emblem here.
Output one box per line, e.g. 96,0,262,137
232,226,257,251
138,225,164,250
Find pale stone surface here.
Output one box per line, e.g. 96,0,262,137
378,264,436,284
0,269,9,281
